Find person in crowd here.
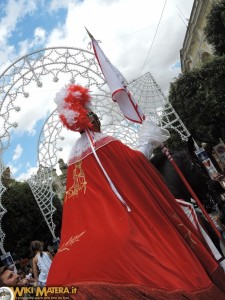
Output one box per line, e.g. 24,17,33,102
47,84,225,299
25,266,34,280
30,240,53,287
47,246,56,257
17,269,26,281
0,266,31,287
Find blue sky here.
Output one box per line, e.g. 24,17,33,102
7,7,67,50
3,119,43,179
0,0,194,181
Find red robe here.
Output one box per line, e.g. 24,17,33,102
47,134,225,299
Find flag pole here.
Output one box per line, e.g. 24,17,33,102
85,28,144,124
85,27,94,40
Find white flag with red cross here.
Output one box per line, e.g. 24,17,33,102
86,28,145,124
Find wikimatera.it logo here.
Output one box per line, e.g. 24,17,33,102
0,287,14,300
0,286,78,299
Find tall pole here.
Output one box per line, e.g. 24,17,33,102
162,145,225,246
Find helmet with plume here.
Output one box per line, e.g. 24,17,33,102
54,84,93,132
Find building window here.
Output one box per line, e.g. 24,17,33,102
201,51,211,64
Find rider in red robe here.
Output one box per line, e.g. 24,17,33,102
47,85,225,299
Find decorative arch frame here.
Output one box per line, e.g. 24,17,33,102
0,46,190,254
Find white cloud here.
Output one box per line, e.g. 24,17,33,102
16,165,39,181
7,163,21,176
0,0,194,89
45,0,194,94
8,79,69,134
0,0,34,42
49,0,71,11
34,27,46,42
0,0,37,62
15,161,39,181
19,27,47,52
0,0,195,179
12,144,23,161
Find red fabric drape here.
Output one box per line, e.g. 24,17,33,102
47,139,225,299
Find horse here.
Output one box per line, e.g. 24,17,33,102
150,149,216,212
150,142,225,256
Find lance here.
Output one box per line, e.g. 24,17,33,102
162,145,225,245
86,28,225,245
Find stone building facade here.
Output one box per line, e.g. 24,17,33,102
180,0,219,72
180,0,225,173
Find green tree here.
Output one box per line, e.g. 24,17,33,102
204,0,225,56
168,55,225,146
161,127,188,151
1,181,62,259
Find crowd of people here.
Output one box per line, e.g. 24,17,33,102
0,265,32,287
0,240,53,287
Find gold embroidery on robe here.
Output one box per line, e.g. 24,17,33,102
65,161,87,201
58,231,86,252
173,213,197,247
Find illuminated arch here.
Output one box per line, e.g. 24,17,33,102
0,47,190,254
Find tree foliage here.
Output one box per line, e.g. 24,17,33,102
166,0,225,149
161,126,189,151
204,0,225,56
168,55,225,146
1,181,62,259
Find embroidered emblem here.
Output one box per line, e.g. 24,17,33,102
65,161,87,201
58,231,86,252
